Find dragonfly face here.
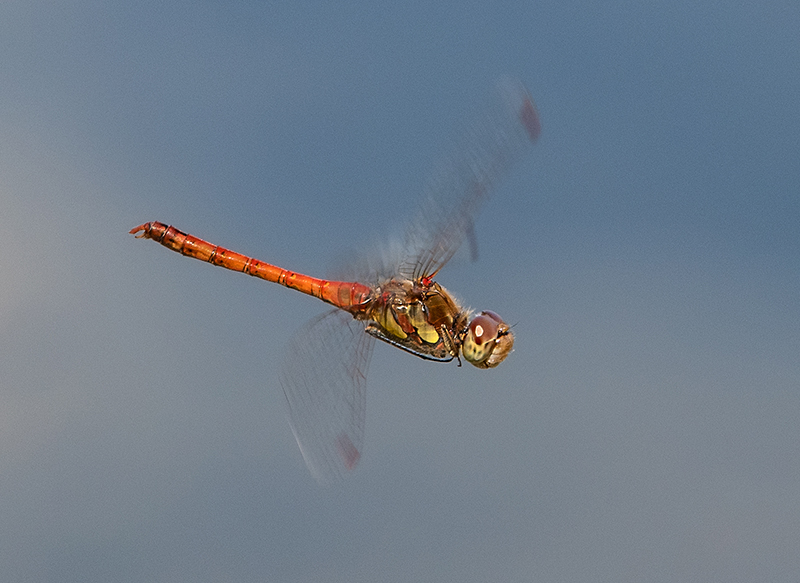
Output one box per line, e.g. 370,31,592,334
461,310,514,369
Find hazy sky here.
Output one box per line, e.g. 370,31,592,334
2,1,799,581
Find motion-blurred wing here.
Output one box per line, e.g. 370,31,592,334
399,78,541,280
280,310,374,484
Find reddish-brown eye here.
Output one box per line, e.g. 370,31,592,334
469,314,500,345
480,310,503,323
463,310,514,369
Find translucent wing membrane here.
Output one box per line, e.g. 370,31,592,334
280,310,375,484
398,78,540,280
280,78,539,482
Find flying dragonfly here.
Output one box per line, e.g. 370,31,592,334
131,79,540,484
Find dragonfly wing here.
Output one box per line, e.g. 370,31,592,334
280,309,374,484
399,78,541,280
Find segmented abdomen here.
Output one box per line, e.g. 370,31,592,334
130,221,372,311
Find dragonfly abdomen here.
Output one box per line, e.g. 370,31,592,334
130,222,371,310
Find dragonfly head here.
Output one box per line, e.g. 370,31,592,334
462,310,514,369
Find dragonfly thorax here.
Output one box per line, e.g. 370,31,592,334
365,278,466,362
364,279,513,368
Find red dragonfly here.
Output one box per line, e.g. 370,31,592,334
131,79,540,483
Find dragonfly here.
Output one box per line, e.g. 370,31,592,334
131,79,540,484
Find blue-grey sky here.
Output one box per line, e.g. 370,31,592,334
2,1,799,581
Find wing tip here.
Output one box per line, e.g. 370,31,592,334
520,97,542,142
336,432,361,471
494,76,541,142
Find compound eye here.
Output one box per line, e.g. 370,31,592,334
469,314,500,346
462,311,513,369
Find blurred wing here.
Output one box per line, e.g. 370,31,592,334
280,309,374,485
399,78,541,280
